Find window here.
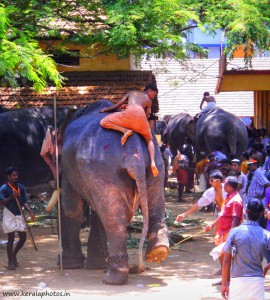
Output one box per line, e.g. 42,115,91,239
50,50,80,66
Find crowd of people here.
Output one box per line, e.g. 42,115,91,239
1,83,270,298
170,129,270,299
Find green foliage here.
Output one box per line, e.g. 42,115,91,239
0,0,270,89
0,4,63,92
191,0,270,64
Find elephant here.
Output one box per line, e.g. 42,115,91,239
196,107,248,157
0,106,71,187
166,113,196,157
60,100,170,285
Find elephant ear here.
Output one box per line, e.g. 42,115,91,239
178,113,194,130
170,113,194,133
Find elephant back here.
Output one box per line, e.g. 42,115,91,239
72,99,112,121
196,107,247,156
166,112,195,156
0,106,70,187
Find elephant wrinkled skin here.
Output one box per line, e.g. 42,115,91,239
60,100,169,285
166,113,196,157
196,107,248,156
0,107,70,187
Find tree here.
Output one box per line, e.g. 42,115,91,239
1,0,270,90
0,5,63,92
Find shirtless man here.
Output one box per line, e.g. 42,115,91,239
100,83,159,177
199,92,216,113
40,126,61,183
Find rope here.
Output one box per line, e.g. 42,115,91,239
170,229,206,249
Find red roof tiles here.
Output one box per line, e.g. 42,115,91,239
0,71,156,109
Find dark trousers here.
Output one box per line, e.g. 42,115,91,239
178,184,184,201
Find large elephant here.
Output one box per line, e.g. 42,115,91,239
60,100,169,285
0,107,71,187
166,113,196,157
196,107,248,156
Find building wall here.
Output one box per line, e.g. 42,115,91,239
136,58,254,119
39,41,131,72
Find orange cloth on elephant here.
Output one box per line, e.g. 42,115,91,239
100,104,152,140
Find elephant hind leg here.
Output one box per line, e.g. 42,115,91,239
99,213,129,285
85,211,108,270
103,254,129,285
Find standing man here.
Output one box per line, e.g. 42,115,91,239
195,152,209,193
220,159,234,177
221,198,270,300
212,146,227,162
230,158,247,202
172,150,189,202
204,154,218,189
175,170,226,221
182,137,195,193
40,125,62,187
100,83,159,177
246,158,270,227
205,177,243,278
0,167,35,270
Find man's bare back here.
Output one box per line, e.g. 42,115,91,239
100,90,154,118
99,84,159,177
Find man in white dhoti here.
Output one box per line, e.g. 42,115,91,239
0,167,35,270
221,198,270,300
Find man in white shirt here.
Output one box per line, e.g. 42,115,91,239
175,170,227,222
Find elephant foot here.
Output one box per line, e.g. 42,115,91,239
145,222,170,263
129,264,144,274
145,245,169,263
85,257,107,270
103,254,129,285
60,253,85,269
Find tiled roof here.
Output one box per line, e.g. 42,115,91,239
226,57,270,71
0,71,155,109
137,58,254,119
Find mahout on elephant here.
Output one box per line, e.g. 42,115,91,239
60,100,169,285
0,107,71,188
166,113,196,157
196,107,248,157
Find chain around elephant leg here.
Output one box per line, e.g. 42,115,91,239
103,254,129,285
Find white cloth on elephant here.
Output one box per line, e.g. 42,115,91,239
228,277,264,300
2,207,26,233
201,102,216,113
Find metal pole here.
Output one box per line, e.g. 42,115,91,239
54,93,63,272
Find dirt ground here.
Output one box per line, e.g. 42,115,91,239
1,184,270,300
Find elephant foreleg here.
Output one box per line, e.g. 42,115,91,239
145,221,169,263
60,175,85,269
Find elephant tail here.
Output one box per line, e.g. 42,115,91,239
133,176,149,271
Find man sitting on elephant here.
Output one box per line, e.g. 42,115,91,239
100,83,159,177
195,91,217,120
